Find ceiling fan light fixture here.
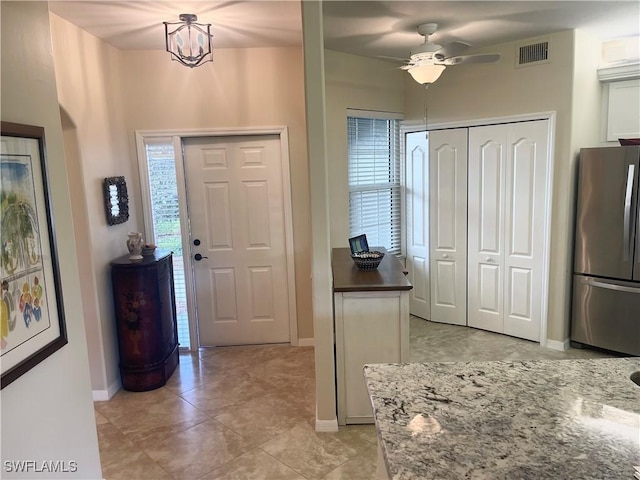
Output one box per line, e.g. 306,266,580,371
408,64,446,85
164,13,213,68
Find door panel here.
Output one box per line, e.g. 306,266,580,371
468,127,506,333
479,142,503,254
429,129,468,325
468,121,548,341
508,267,532,319
434,260,457,306
184,135,290,346
503,121,548,341
405,132,430,319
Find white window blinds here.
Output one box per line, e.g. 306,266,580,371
348,115,401,254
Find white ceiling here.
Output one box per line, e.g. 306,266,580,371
49,1,640,59
48,1,304,50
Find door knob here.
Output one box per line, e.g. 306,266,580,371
442,254,449,259
194,253,208,261
193,239,201,246
486,257,492,262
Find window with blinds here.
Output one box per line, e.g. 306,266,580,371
348,115,401,254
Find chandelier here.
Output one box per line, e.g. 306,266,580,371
163,14,213,68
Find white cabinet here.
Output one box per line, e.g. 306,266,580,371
334,291,409,424
332,248,411,425
606,79,640,142
467,120,549,341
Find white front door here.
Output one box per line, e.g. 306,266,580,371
429,128,468,326
467,120,549,341
183,135,291,346
405,132,430,320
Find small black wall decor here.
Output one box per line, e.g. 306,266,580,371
103,176,129,226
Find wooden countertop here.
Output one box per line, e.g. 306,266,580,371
111,250,171,266
332,247,413,292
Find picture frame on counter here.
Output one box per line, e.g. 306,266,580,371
348,234,369,255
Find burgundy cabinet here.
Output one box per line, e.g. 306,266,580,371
111,251,179,391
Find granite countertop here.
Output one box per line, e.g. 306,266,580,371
364,358,640,480
332,247,412,292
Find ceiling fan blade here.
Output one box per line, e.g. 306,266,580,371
444,53,501,65
435,41,471,60
375,55,409,64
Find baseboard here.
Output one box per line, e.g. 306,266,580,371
546,338,570,351
92,379,121,402
315,417,339,432
297,337,315,347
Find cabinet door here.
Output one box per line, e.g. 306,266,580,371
429,129,468,325
405,131,430,320
468,126,506,333
157,256,178,355
335,291,409,425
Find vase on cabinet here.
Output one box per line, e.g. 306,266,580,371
126,232,144,260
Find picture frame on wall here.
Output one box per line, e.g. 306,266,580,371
0,121,68,389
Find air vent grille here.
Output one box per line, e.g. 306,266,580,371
518,41,549,65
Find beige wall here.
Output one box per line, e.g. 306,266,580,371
49,14,313,360
50,13,139,394
1,2,102,477
403,30,602,343
119,47,313,340
324,50,405,247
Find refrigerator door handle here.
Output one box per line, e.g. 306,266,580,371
623,164,635,261
584,277,640,294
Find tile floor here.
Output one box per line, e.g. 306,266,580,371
94,317,613,479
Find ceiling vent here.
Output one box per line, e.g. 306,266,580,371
516,39,550,67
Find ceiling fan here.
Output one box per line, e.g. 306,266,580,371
400,23,501,84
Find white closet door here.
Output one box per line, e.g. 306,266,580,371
429,128,468,325
405,132,430,320
468,126,506,333
468,120,549,341
503,120,548,341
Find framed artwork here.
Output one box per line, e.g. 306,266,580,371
348,234,369,255
103,176,129,226
1,121,68,389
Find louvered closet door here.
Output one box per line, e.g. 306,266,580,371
429,128,468,326
468,120,549,341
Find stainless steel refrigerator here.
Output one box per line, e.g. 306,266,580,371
571,146,640,356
